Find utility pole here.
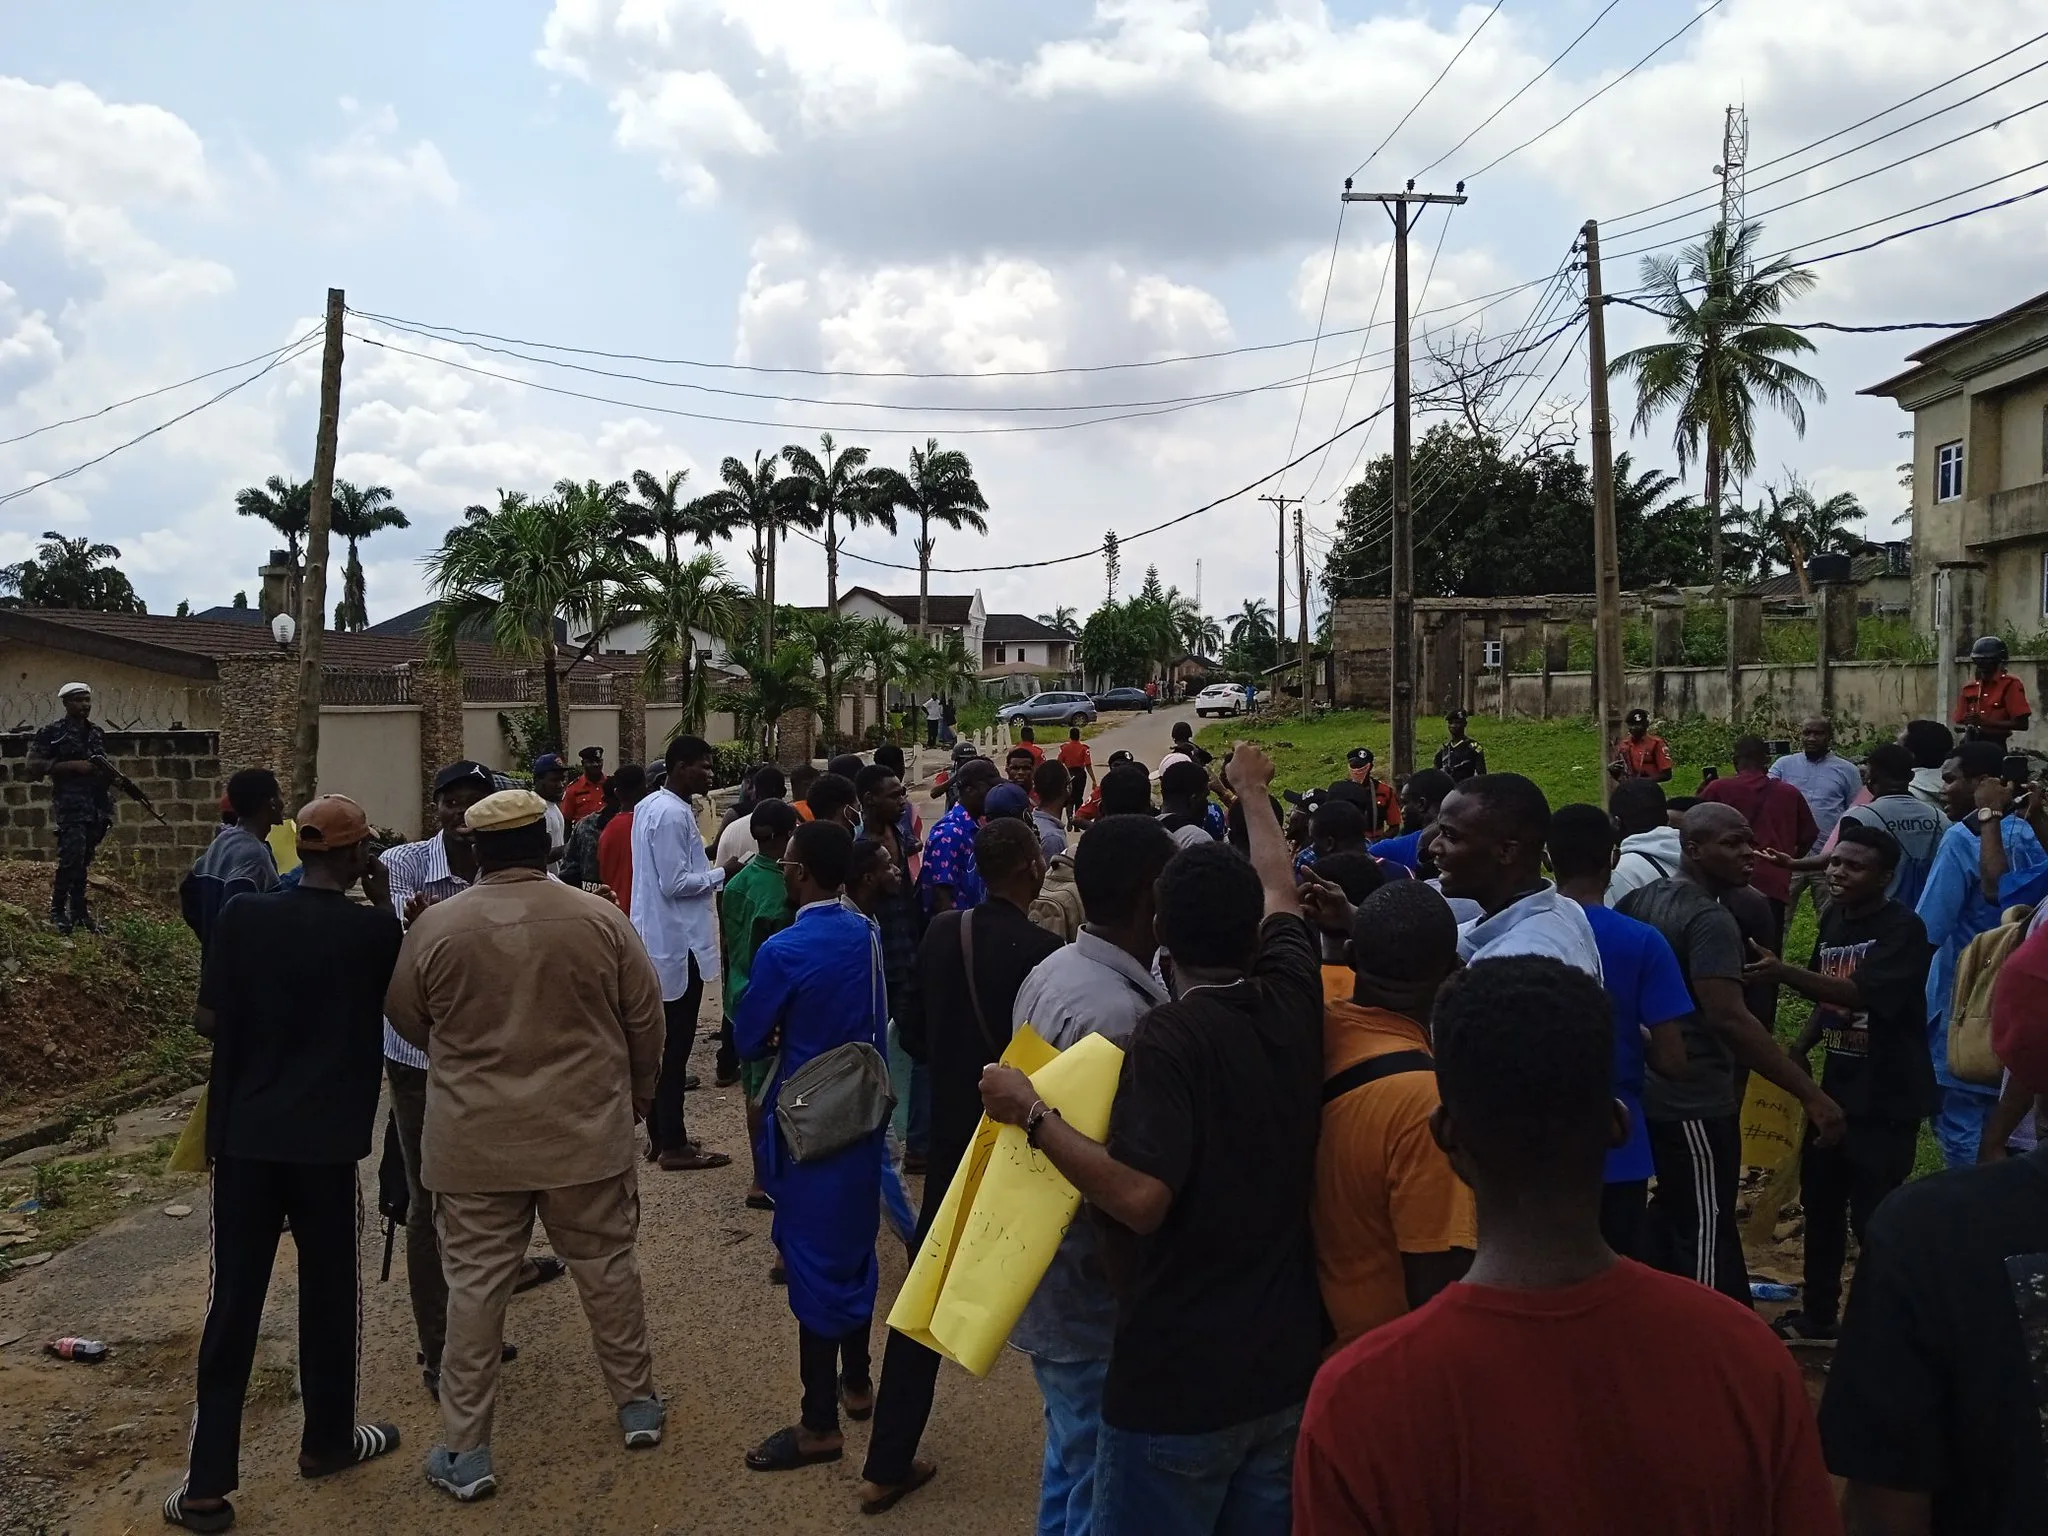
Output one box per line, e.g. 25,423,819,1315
1258,492,1301,677
1342,179,1467,778
1296,506,1312,718
293,286,344,809
1581,224,1625,804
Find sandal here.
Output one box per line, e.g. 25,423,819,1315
745,1425,843,1472
514,1256,569,1293
860,1460,938,1516
839,1377,874,1422
745,1192,775,1211
657,1145,732,1172
1770,1309,1837,1343
162,1488,234,1532
300,1422,401,1479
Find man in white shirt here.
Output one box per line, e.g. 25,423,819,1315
630,735,735,1172
1431,773,1602,979
1605,778,1682,907
923,695,944,748
533,753,570,870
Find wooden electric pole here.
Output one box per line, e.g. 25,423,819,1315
1258,492,1302,681
294,286,344,810
1343,180,1466,778
1296,505,1312,718
1581,223,1625,803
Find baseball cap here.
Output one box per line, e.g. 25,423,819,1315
432,760,495,797
1626,708,1650,726
464,788,549,834
951,740,979,762
1992,924,2048,1094
1106,750,1137,766
1446,708,1468,724
1347,747,1375,768
1283,786,1327,813
984,783,1031,820
532,752,568,776
1156,751,1193,774
578,746,604,763
296,794,371,852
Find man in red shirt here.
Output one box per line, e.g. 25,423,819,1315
1698,735,1818,921
595,763,645,913
1609,709,1674,783
1954,634,2032,744
559,747,608,826
1294,954,1841,1536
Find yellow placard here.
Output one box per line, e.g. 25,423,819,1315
167,1086,209,1174
1738,1075,1806,1244
887,1025,1126,1378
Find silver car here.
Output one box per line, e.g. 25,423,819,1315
996,690,1098,727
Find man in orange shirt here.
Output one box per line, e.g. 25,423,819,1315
559,747,608,825
1610,709,1674,783
1954,634,2032,744
1015,725,1046,768
1299,877,1475,1346
1340,747,1401,835
1056,727,1093,826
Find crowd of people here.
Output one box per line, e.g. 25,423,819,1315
117,665,2048,1533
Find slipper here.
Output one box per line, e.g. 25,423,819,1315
300,1422,401,1479
746,1425,843,1472
715,1070,742,1088
745,1192,775,1211
514,1256,568,1293
839,1378,874,1421
1770,1309,1837,1343
684,1073,702,1092
162,1488,234,1532
861,1461,938,1516
769,1260,787,1286
658,1145,732,1172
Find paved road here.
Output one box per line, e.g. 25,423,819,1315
1084,701,1202,768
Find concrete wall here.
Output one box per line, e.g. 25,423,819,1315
565,706,619,767
1500,660,1957,737
0,645,221,732
1998,379,2048,494
317,706,423,838
462,704,518,772
644,706,739,755
0,728,220,893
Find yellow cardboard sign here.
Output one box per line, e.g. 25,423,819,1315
1738,1075,1806,1244
887,1025,1126,1377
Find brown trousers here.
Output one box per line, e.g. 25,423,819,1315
434,1167,655,1451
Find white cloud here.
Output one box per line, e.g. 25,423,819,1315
0,77,213,205
309,101,459,208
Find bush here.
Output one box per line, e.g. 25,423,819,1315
709,743,754,787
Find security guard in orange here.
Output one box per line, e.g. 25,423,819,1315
1954,634,2031,744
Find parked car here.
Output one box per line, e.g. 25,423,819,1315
997,691,1098,727
1194,683,1249,718
1091,687,1153,713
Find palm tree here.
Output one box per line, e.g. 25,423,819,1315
782,434,900,615
422,489,635,751
0,532,145,612
1228,597,1276,651
1037,606,1081,637
623,468,741,565
616,549,745,739
689,453,817,656
726,636,823,761
1182,609,1224,659
234,474,311,606
852,616,907,744
1610,220,1823,584
1753,477,1865,593
786,608,865,748
866,438,988,633
329,481,410,632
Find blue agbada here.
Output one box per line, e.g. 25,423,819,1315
734,897,888,1337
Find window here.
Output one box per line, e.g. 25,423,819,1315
1935,440,1964,502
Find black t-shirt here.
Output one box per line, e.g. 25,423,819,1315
1820,1147,2048,1533
1101,914,1325,1435
1723,882,1783,1035
918,901,1062,1190
199,886,403,1165
1808,899,1935,1122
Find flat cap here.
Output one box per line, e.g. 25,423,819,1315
464,788,548,833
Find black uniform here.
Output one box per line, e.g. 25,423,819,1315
29,715,111,927
1433,735,1486,783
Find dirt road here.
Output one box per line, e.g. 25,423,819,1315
0,1026,1045,1535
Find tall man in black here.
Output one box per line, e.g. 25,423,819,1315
165,796,406,1533
1742,821,1934,1341
28,681,113,933
859,816,1058,1513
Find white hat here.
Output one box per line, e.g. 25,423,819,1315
56,682,91,701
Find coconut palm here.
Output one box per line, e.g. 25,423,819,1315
329,481,410,631
785,608,865,749
423,489,636,751
865,438,988,633
852,616,907,744
689,452,818,656
234,474,311,606
782,434,900,615
1610,220,1823,584
1750,476,1866,593
1181,608,1224,659
1228,597,1276,651
1036,606,1081,638
0,532,145,613
619,549,747,738
623,468,741,565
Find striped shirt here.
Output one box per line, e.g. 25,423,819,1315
379,833,474,1068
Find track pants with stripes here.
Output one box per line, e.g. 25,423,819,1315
188,1157,360,1498
1644,1114,1750,1306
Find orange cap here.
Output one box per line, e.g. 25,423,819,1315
296,794,371,852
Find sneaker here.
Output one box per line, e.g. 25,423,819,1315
1770,1309,1838,1343
425,1445,498,1502
619,1395,666,1449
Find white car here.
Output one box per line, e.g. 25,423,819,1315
1194,683,1249,718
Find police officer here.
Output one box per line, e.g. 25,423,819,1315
1954,634,2032,745
28,682,113,934
1433,708,1487,783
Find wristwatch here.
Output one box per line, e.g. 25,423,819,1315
1977,806,2001,825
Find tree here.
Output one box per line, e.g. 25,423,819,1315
787,608,864,749
866,438,987,633
619,549,746,739
329,481,410,632
783,434,900,615
726,636,822,762
234,474,310,605
0,532,145,612
1743,476,1866,592
623,468,740,566
1228,598,1275,651
422,489,635,752
690,452,816,657
1077,601,1152,688
1102,531,1121,603
1037,606,1081,637
1609,220,1823,584
852,616,907,743
1182,608,1224,659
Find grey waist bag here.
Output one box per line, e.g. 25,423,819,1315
774,1042,896,1164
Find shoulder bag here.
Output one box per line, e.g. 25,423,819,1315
762,901,898,1163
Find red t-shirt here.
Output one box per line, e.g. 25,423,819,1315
1294,1259,1841,1536
1057,740,1092,770
596,808,634,913
1017,742,1046,767
1698,770,1818,904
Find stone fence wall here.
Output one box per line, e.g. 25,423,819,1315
0,729,221,893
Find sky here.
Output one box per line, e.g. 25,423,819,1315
3,0,2046,632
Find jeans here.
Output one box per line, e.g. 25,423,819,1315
1094,1402,1302,1536
1032,1355,1110,1536
1933,1083,1996,1169
652,957,702,1154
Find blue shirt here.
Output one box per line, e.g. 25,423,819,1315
1582,904,1696,1184
1769,750,1865,852
918,801,985,914
1373,828,1425,872
1917,816,2046,1087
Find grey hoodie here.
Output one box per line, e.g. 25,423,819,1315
1606,825,1684,907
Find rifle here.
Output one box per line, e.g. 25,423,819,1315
89,753,171,828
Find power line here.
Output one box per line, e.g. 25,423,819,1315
1278,203,1350,494
1606,293,1995,332
0,330,321,449
1463,0,1729,181
1299,220,1404,502
0,336,322,510
1351,0,1508,177
1413,0,1627,179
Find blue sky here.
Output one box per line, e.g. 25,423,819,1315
4,1,2045,627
